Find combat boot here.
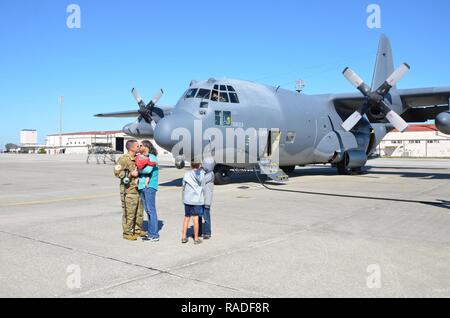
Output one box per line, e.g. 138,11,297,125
123,234,138,241
135,230,148,238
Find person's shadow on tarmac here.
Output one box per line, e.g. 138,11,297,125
143,220,165,232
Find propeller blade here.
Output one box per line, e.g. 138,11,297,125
149,89,164,107
385,110,409,132
378,100,409,132
132,88,164,124
131,88,147,109
375,63,411,97
343,67,371,96
342,111,363,132
386,63,410,87
341,102,370,132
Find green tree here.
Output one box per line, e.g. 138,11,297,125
5,143,19,153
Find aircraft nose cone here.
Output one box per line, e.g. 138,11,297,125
154,112,196,151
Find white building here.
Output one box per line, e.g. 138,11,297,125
45,130,171,157
46,130,122,154
20,129,38,146
379,124,450,158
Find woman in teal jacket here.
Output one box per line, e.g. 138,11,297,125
138,140,160,242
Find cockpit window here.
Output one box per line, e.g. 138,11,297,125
229,92,239,103
211,90,219,102
208,85,240,103
185,88,198,98
219,92,229,103
196,89,211,99
182,85,240,103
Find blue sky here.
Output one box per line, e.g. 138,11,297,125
1,0,449,147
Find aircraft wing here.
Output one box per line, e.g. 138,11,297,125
398,87,450,122
94,106,174,119
398,87,450,107
331,92,365,111
95,110,140,118
332,87,450,122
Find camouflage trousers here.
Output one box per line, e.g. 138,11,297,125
120,186,144,235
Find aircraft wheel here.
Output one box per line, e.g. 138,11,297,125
281,166,296,174
336,161,350,175
350,167,364,175
214,165,231,185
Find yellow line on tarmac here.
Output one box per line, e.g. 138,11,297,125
0,193,118,208
0,186,181,208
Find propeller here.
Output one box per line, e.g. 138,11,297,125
341,63,410,132
131,88,164,126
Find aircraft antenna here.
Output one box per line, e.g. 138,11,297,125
296,80,306,93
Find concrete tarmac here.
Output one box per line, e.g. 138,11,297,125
0,154,449,298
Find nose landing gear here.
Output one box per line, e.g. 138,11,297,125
175,156,186,170
214,165,232,185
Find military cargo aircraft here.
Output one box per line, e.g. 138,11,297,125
96,35,450,185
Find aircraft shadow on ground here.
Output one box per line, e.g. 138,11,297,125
367,166,449,171
232,167,450,183
160,166,450,187
159,166,450,210
365,167,450,180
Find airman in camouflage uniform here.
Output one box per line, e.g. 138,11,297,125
114,140,145,241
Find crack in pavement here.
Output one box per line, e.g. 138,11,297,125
0,229,269,298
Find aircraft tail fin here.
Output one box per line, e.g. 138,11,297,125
371,34,395,90
371,34,404,113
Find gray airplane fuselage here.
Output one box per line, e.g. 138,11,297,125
150,78,382,169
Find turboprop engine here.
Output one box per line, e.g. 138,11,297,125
436,112,450,135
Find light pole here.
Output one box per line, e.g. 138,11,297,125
59,96,64,153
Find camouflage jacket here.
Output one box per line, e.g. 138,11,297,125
114,154,139,194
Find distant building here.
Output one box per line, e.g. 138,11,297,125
20,129,38,147
45,130,171,157
380,124,450,158
46,130,123,154
18,129,45,153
